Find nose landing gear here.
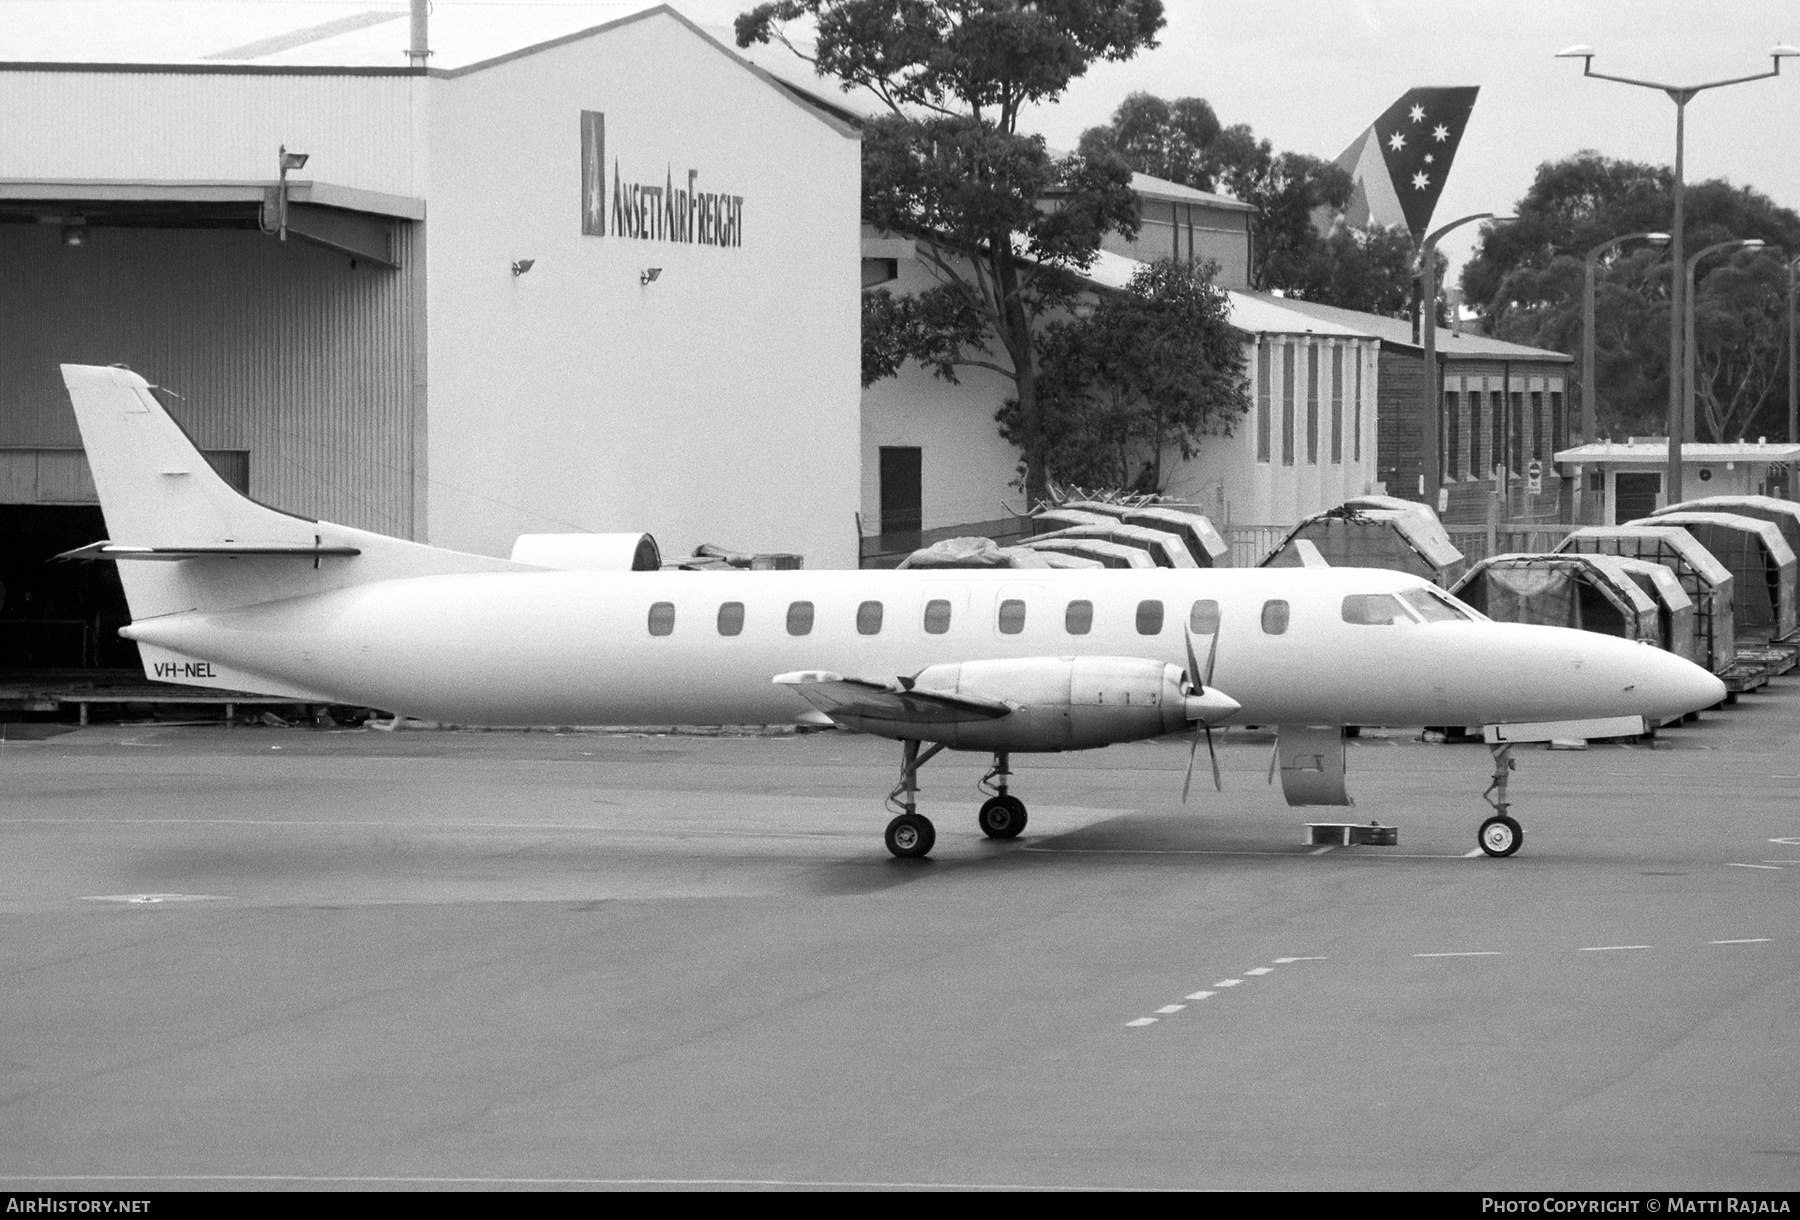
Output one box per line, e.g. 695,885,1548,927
1478,743,1523,857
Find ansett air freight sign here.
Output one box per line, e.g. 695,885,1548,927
580,111,744,247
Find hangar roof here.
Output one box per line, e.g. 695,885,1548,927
1243,292,1573,363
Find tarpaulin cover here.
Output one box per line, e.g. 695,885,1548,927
1557,526,1736,672
1025,538,1155,568
1119,507,1231,567
1032,523,1198,568
1450,554,1658,641
1032,509,1116,536
899,537,1054,569
1633,511,1798,641
1060,500,1134,520
1608,556,1700,666
1262,507,1466,584
1660,495,1800,567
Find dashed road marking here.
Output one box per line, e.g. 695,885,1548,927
1184,990,1216,1000
1125,1017,1157,1027
1709,938,1772,945
1244,967,1274,976
1308,845,1337,856
1213,979,1242,987
1273,956,1329,964
1770,837,1800,846
79,893,229,905
1579,944,1652,952
1126,956,1325,1028
1154,1004,1185,1015
1414,951,1504,957
1728,863,1782,870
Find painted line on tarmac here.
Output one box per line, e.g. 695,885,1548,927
1462,848,1486,858
1727,863,1782,870
1414,951,1504,957
1710,938,1772,944
1308,845,1337,856
1027,846,1473,860
1127,957,1327,1028
1579,944,1653,952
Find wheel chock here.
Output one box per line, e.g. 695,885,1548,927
1306,822,1398,847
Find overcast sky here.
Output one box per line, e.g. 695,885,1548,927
677,0,1800,282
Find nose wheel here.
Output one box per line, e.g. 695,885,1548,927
1477,744,1523,857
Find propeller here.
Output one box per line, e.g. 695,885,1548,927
1180,625,1238,801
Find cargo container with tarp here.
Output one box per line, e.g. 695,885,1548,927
1449,553,1658,643
1118,507,1230,566
1030,523,1198,567
1609,556,1701,667
1260,505,1466,586
1030,508,1117,536
1659,495,1800,570
898,537,1056,569
1556,526,1737,675
1628,512,1797,643
1024,538,1155,568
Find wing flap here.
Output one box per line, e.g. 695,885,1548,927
57,540,362,562
773,670,1012,725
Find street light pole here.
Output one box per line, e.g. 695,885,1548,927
1558,43,1798,504
1419,213,1509,511
1789,255,1799,452
1684,239,1765,454
1582,232,1670,442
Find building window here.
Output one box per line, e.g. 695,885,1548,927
648,602,675,636
1511,391,1525,473
856,600,884,635
786,601,813,636
1551,390,1564,452
1189,599,1220,634
879,447,922,534
1136,599,1164,635
923,599,952,634
1261,599,1290,635
1256,342,1271,463
717,602,744,636
1469,392,1484,477
1491,391,1506,477
1330,346,1343,465
1065,599,1093,635
998,599,1027,634
1306,344,1320,465
1281,345,1296,466
1531,390,1546,461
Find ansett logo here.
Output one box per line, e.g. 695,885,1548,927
581,111,744,248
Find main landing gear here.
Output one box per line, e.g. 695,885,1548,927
884,743,1029,858
1478,743,1523,858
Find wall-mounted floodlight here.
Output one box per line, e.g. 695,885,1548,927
1775,44,1800,60
511,259,535,277
276,144,310,242
1555,44,1595,60
61,217,87,247
641,267,662,285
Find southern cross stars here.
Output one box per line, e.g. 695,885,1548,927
1388,131,1406,152
1433,123,1449,142
1412,171,1430,191
1409,104,1425,122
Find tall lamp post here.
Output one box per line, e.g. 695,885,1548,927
1420,212,1511,511
1557,43,1799,504
1788,254,1799,452
1581,231,1670,442
1683,239,1764,458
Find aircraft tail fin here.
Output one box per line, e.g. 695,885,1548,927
61,363,526,623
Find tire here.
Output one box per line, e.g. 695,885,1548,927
1478,815,1522,858
885,812,936,859
977,795,1028,840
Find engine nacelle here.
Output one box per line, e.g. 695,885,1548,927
910,656,1196,752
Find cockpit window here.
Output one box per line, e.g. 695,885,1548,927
1341,593,1413,625
1399,588,1470,622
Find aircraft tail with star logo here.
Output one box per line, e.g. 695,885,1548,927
1333,87,1479,241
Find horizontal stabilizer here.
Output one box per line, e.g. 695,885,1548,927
58,541,362,562
774,670,1012,725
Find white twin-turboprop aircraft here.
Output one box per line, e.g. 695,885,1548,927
58,365,1724,859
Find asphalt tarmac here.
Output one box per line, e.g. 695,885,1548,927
1,686,1797,1192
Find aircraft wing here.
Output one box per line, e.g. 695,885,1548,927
773,670,1012,726
57,541,361,562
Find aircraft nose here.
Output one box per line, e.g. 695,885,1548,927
1639,648,1726,719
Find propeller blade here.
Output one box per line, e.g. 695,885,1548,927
1268,742,1279,786
1201,629,1219,689
1183,625,1202,693
1182,731,1199,803
1205,722,1222,792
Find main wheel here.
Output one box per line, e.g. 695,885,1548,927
1478,815,1522,858
885,812,936,859
977,795,1028,839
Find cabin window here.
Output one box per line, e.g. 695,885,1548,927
717,602,745,636
923,599,952,634
1341,593,1411,625
1261,599,1290,635
786,601,814,636
998,599,1027,634
1136,599,1164,635
1189,599,1220,634
647,602,675,636
1399,588,1469,622
857,600,884,635
1065,599,1094,635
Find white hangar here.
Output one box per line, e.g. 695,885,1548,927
0,0,863,660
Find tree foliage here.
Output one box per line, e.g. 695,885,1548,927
998,259,1250,492
1461,152,1800,441
738,1,1165,500
1078,91,1418,311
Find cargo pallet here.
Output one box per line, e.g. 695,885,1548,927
1720,659,1770,695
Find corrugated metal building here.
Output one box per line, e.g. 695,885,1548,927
0,1,862,666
